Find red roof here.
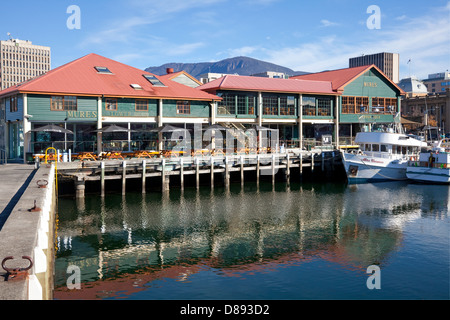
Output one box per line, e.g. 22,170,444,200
197,74,337,95
0,53,219,101
291,64,404,94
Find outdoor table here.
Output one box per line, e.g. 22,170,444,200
191,149,210,157
134,150,160,158
105,152,125,160
161,150,185,157
75,152,98,161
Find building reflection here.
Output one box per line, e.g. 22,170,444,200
54,182,449,299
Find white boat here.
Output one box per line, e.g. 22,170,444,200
406,139,450,184
341,126,425,183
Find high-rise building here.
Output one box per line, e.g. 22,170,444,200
0,37,51,90
349,52,399,83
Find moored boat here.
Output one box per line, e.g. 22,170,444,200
406,139,450,184
341,126,425,183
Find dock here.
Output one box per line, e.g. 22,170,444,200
56,150,344,197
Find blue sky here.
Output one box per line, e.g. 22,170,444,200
1,0,449,79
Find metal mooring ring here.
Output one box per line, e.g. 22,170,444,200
36,180,48,188
1,256,33,273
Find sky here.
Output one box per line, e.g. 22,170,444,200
1,0,449,80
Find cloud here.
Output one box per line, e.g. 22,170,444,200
320,19,340,27
254,3,450,78
81,0,225,46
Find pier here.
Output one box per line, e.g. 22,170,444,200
56,150,344,197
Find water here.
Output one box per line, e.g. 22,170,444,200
53,181,449,300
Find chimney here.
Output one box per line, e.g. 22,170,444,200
166,68,174,74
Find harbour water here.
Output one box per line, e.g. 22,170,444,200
53,181,449,300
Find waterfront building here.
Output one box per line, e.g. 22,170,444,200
197,74,339,148
0,38,51,90
291,65,405,144
349,52,399,83
0,53,220,162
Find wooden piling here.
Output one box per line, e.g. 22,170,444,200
225,156,230,188
256,155,260,185
240,155,244,186
122,161,127,195
142,160,146,194
101,161,105,197
180,158,184,190
196,158,200,189
210,156,214,188
286,153,290,182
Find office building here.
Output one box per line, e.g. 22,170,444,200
349,52,399,83
422,72,450,94
0,38,51,90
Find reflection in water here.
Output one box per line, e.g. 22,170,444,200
54,182,449,300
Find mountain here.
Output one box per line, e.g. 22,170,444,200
145,56,308,78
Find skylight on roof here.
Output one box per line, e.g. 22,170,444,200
95,66,112,74
143,74,166,87
130,84,142,90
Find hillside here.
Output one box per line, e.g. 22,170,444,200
145,56,308,78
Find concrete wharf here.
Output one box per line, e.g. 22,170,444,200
0,164,56,300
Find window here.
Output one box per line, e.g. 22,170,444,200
51,96,77,111
218,94,235,115
280,96,296,115
302,97,316,116
317,99,331,116
105,98,117,111
372,97,397,113
237,95,247,115
177,101,190,114
263,96,278,115
9,96,18,113
95,66,112,74
342,96,368,114
135,99,148,111
356,97,369,113
143,74,165,87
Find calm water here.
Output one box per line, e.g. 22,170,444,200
53,181,449,300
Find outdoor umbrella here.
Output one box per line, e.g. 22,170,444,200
92,124,135,133
203,124,232,131
255,125,278,131
31,124,73,134
150,125,190,133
